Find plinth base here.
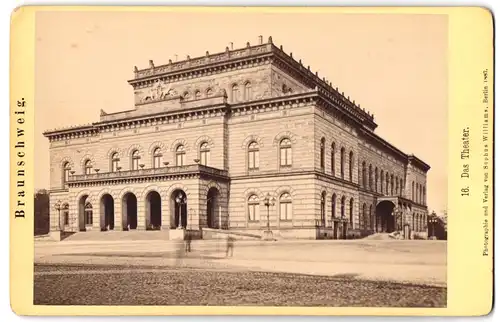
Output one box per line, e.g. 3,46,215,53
49,230,63,241
169,229,186,240
261,230,275,241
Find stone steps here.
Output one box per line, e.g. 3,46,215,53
62,230,170,242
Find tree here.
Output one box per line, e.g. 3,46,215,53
34,189,50,235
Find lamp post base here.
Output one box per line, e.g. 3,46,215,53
49,230,63,241
262,230,274,241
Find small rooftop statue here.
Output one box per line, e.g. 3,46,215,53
100,109,107,116
133,66,138,73
149,60,154,68
268,36,273,43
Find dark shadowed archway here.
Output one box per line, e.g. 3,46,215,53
207,187,220,228
170,189,187,229
101,194,114,230
78,195,90,231
375,200,396,233
122,193,138,230
146,191,162,229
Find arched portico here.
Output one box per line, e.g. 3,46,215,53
78,194,90,232
100,194,115,230
207,187,221,228
170,189,188,229
146,191,162,229
375,200,396,233
122,192,138,230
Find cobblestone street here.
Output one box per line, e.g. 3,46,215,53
34,239,447,307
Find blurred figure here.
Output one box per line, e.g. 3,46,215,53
226,235,235,257
175,240,185,266
185,233,192,253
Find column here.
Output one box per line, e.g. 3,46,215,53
161,196,170,230
136,199,146,230
114,198,123,231
93,205,101,231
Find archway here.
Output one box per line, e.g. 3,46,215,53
207,187,220,228
170,190,187,229
100,194,114,230
122,193,138,230
146,191,162,229
78,195,89,231
375,200,396,233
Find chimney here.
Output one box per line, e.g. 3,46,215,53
258,35,263,44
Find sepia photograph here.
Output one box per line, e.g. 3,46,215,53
31,9,451,308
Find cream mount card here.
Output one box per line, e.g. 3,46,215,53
10,6,493,316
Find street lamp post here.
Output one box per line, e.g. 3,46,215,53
429,214,438,239
175,193,187,229
262,193,276,241
53,200,62,231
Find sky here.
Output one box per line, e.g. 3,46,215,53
34,9,448,214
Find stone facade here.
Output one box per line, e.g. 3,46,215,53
44,36,430,240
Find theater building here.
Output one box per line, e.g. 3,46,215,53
43,36,430,240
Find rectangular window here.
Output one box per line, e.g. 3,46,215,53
63,211,69,225
201,151,210,166
85,211,93,225
154,156,161,168
280,203,292,220
248,204,259,221
249,151,259,170
176,154,184,166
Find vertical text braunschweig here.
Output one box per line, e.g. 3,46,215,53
14,98,26,219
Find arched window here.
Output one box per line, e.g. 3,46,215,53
248,141,259,170
152,147,162,168
369,165,373,190
231,84,239,102
341,196,346,218
279,192,292,221
349,198,354,229
83,159,92,175
195,90,201,99
244,82,252,100
111,152,120,172
279,138,292,167
84,202,93,226
386,173,390,195
320,192,326,227
247,194,259,221
62,203,69,226
400,178,404,196
395,177,399,196
331,142,336,175
62,161,71,185
369,205,373,230
361,162,366,188
200,142,210,166
412,181,415,201
349,151,354,181
131,150,140,170
331,194,336,219
374,167,379,193
390,174,394,195
206,88,214,97
380,170,384,194
361,203,367,230
175,145,185,166
340,148,345,179
320,138,325,170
